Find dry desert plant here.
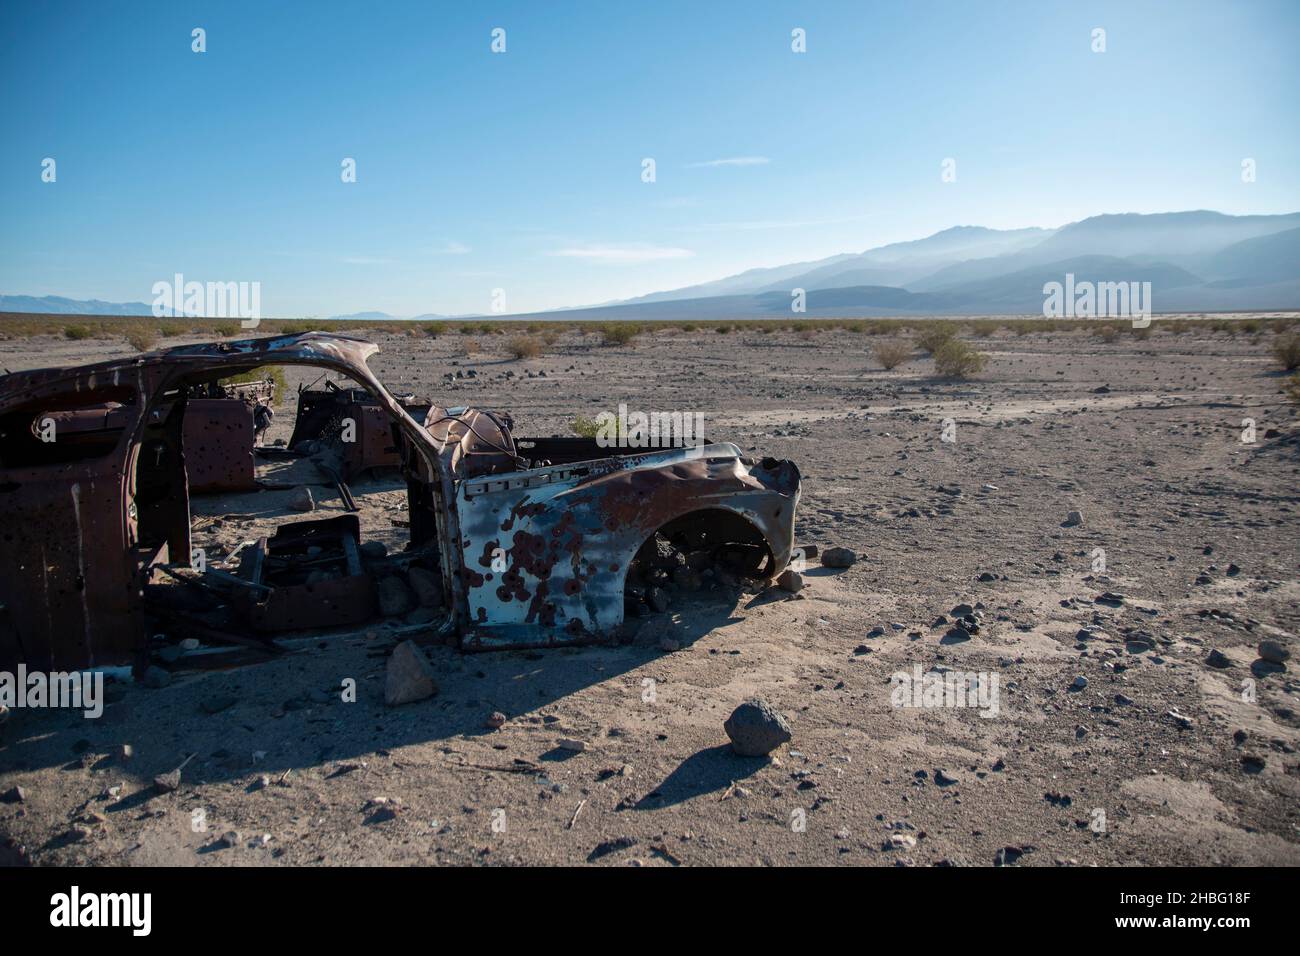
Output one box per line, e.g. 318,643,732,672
601,323,640,346
916,322,958,354
931,338,988,378
872,340,913,370
125,327,158,352
1272,333,1300,371
506,335,542,360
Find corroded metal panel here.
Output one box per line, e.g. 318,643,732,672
182,398,257,492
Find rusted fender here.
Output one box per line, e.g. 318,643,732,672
455,442,800,649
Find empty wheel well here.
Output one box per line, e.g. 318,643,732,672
629,508,775,581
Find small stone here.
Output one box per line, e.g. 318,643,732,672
406,566,443,607
359,541,388,560
658,637,681,653
821,547,857,568
218,830,242,849
1071,675,1089,691
1167,710,1194,729
723,698,792,757
485,711,507,730
776,569,803,593
153,770,182,793
1114,693,1134,706
286,486,315,512
994,846,1025,866
377,576,416,617
141,666,171,689
557,738,587,752
646,586,670,613
1205,649,1233,669
1241,754,1266,774
1062,510,1084,527
118,744,134,761
384,640,439,706
1,786,26,804
157,645,184,663
1257,640,1289,665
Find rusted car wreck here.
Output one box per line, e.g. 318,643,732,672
0,332,800,671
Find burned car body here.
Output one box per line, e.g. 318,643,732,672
0,333,800,670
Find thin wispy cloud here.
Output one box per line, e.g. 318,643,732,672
433,240,471,255
653,196,702,209
685,156,771,168
676,213,871,233
547,244,694,264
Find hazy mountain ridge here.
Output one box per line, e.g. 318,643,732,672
4,211,1297,321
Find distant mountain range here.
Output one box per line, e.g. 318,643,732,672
549,211,1300,320
0,295,157,316
4,211,1298,321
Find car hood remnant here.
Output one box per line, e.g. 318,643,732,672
0,332,801,669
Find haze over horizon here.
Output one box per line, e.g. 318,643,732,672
2,0,1298,317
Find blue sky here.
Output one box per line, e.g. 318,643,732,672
2,0,1298,317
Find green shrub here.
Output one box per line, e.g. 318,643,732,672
126,328,158,352
601,323,640,346
931,338,987,378
506,335,542,359
570,415,602,438
916,323,958,354
63,324,93,340
1273,333,1300,371
872,340,913,370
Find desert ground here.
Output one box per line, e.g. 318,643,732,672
1,317,1298,867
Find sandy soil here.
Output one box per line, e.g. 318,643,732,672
1,320,1298,867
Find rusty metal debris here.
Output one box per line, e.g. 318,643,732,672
0,332,800,671
290,382,430,480
232,515,376,632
